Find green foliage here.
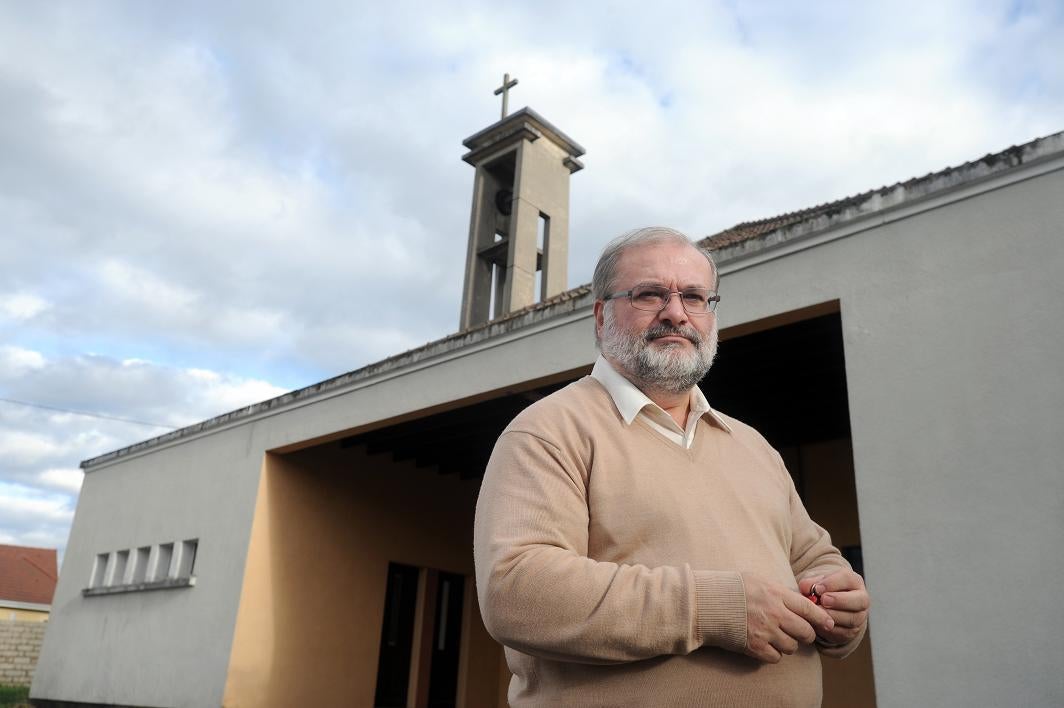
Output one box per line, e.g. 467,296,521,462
0,684,29,707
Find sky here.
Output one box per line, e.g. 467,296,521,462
1,0,1062,564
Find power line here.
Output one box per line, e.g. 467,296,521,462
0,397,177,429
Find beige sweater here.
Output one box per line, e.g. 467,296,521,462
474,376,860,707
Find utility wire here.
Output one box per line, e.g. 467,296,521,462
0,397,177,429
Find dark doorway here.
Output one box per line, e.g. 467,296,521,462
374,563,421,707
706,309,851,448
427,571,465,708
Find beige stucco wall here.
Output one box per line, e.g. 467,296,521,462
223,444,506,707
1,607,49,623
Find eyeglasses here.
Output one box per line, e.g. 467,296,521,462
602,285,720,314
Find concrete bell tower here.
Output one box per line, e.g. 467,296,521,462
459,75,585,330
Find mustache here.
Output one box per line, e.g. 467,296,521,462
644,324,703,345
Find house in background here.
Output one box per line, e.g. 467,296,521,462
0,544,58,622
30,104,1064,708
0,544,58,690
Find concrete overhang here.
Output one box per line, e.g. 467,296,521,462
462,106,586,173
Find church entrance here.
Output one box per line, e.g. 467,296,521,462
712,301,877,708
225,304,872,707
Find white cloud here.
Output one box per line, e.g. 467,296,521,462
0,292,49,320
97,260,200,316
38,467,84,494
0,481,75,554
0,347,289,555
0,430,68,466
0,483,75,525
0,345,47,374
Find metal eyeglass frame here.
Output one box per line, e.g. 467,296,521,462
602,285,721,314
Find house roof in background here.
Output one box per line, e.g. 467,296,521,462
0,544,59,607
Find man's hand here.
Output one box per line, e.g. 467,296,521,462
741,572,836,663
798,569,870,646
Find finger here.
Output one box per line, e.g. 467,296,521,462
818,624,863,645
746,642,782,664
771,633,800,656
797,576,822,595
825,608,868,629
778,611,817,645
813,570,864,594
784,591,835,634
820,589,870,612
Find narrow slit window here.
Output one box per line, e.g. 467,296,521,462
176,539,198,579
537,213,550,300
110,550,129,586
490,263,503,319
153,543,174,581
90,553,109,588
131,546,151,584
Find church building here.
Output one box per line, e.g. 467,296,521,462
31,96,1064,708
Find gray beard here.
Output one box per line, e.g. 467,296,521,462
599,307,718,395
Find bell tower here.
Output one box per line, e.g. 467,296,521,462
458,75,585,330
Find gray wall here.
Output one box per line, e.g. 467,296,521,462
32,429,265,706
714,160,1064,707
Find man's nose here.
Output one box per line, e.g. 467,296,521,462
658,292,689,325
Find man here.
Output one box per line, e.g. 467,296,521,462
474,227,870,707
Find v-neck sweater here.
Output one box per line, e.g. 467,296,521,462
474,376,858,707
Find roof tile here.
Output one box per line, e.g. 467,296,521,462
0,544,58,606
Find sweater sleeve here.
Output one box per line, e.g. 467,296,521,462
474,429,747,664
784,464,867,659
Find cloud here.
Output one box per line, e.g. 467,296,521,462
0,347,288,555
0,481,76,554
0,345,47,374
0,293,49,320
38,468,84,494
0,348,288,428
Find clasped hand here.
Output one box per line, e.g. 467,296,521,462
741,569,868,663
798,569,870,647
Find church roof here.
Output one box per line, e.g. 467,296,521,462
0,543,58,607
700,129,1064,261
82,129,1064,469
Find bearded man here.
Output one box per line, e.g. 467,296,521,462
474,227,870,707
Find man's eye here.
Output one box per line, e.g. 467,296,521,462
633,289,665,303
682,291,708,304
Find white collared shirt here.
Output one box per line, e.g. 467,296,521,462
590,355,732,448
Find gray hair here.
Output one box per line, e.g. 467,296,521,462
591,226,718,301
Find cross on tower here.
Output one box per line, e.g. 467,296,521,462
493,73,519,119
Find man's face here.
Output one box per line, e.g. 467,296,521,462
595,241,719,394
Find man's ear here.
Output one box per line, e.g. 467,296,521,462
593,300,605,339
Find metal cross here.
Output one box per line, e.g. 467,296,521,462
494,73,519,119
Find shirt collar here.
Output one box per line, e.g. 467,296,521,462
590,355,732,433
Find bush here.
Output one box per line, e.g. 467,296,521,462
0,684,29,708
